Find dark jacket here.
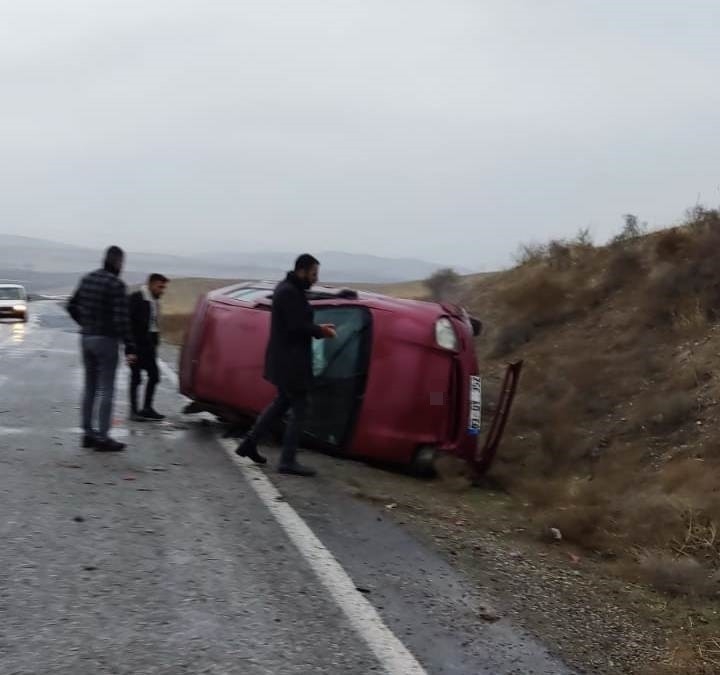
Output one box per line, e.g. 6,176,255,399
264,272,324,393
128,290,158,355
67,268,136,355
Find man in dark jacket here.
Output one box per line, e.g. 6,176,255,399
235,254,336,476
67,246,137,452
128,273,169,421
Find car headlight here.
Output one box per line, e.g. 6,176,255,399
13,304,26,312
435,317,459,351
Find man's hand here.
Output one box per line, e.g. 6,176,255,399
320,324,337,339
126,354,138,366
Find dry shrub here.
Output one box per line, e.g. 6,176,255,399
645,224,720,326
634,552,718,598
490,320,534,357
510,477,568,509
546,239,573,270
655,227,692,262
601,245,645,294
498,273,571,328
513,242,547,266
425,268,461,301
490,272,573,355
509,392,545,428
544,504,608,548
538,421,583,475
687,205,720,233
653,637,720,675
613,490,687,549
631,391,697,433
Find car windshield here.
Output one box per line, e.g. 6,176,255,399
0,288,22,300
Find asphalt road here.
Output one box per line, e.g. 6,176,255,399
0,302,575,675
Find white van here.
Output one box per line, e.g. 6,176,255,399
0,284,28,322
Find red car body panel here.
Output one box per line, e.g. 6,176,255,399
180,283,481,466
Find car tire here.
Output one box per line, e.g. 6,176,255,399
411,445,437,479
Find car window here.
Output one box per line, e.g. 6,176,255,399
312,307,369,378
0,288,22,300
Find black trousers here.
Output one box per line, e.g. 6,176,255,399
130,335,160,413
248,388,308,465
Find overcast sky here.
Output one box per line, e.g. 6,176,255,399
2,1,720,269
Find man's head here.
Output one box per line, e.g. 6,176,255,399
148,273,169,299
294,254,320,289
103,246,125,275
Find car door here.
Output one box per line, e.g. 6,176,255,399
303,306,372,450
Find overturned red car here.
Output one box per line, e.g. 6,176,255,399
179,282,520,475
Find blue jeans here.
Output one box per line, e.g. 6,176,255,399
81,335,120,439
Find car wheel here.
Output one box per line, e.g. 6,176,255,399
411,445,437,479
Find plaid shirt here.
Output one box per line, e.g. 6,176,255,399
67,269,136,354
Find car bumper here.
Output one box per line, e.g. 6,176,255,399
0,308,26,319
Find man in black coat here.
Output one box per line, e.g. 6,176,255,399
128,273,169,421
236,254,336,476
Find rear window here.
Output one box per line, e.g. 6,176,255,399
0,287,22,300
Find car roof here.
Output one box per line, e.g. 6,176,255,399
208,281,453,318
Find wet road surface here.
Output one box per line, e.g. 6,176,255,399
0,302,576,674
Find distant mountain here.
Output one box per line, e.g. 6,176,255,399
196,249,471,283
0,234,467,292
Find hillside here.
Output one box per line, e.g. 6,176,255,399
447,210,720,673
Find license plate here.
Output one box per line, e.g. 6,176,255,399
468,375,481,434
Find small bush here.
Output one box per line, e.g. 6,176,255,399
546,239,573,270
490,320,535,357
513,242,547,266
425,268,461,301
612,213,648,245
499,274,569,326
602,246,645,294
655,227,691,262
636,552,716,598
573,227,594,249
686,205,720,233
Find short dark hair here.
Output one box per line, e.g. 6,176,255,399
103,246,124,274
294,254,319,273
148,273,169,285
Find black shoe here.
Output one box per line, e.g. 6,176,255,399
278,462,316,477
82,434,97,449
139,408,165,421
94,438,126,452
235,439,267,465
129,412,147,422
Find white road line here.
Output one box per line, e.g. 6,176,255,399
159,360,428,675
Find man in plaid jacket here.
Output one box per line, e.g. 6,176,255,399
67,246,137,452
